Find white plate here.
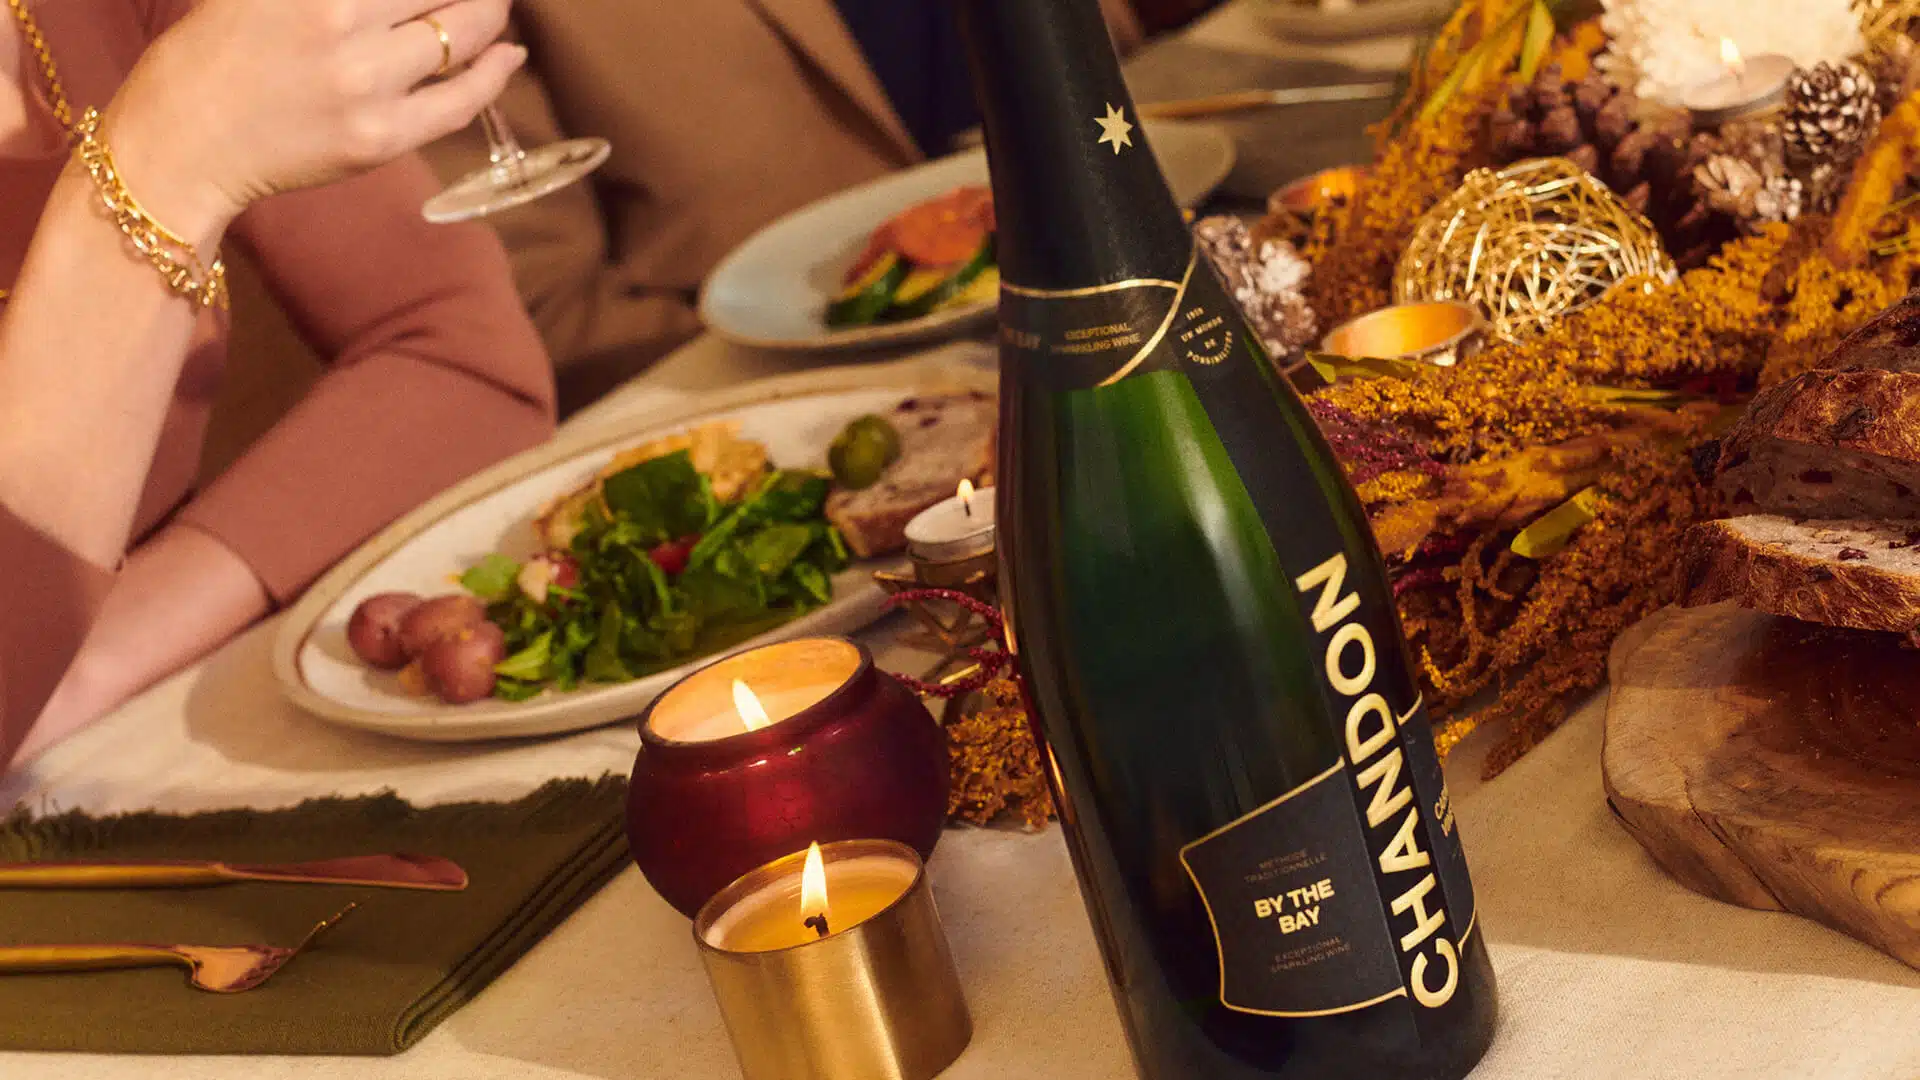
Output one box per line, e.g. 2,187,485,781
699,120,1237,352
272,357,996,743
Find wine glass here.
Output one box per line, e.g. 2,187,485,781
421,103,611,224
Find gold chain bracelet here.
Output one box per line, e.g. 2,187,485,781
72,108,228,311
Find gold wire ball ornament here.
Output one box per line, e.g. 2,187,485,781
1393,157,1676,343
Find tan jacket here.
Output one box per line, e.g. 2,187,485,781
416,0,923,407
415,0,1144,408
212,0,1145,452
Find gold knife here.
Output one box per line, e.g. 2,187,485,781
952,82,1398,148
1135,82,1399,120
0,853,468,891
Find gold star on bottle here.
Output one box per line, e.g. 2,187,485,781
1094,103,1134,155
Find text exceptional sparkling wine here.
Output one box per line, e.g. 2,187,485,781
955,2,1498,1077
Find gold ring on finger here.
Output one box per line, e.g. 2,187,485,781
420,13,453,78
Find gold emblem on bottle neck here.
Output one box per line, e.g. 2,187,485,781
1093,103,1134,155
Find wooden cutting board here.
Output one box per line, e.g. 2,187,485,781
1603,603,1920,970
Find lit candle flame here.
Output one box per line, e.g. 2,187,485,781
800,841,831,934
733,679,773,732
1720,37,1745,77
958,478,975,517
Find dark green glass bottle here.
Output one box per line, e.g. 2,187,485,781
954,1,1498,1077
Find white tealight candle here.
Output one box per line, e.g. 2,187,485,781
903,480,997,563
700,843,919,953
1682,41,1795,128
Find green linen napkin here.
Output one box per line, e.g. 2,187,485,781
0,776,630,1055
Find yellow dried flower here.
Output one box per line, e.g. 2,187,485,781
945,678,1055,830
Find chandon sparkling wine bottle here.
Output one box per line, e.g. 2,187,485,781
955,2,1498,1077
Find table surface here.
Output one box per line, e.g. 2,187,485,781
8,331,1919,1080
8,5,1920,1077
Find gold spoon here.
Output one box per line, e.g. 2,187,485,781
0,853,468,891
0,902,358,993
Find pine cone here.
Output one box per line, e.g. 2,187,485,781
1489,65,1729,268
1758,171,1807,224
1783,61,1882,169
1867,34,1920,117
1694,155,1765,218
1193,216,1317,359
1693,155,1802,229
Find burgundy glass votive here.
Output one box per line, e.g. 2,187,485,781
627,637,950,918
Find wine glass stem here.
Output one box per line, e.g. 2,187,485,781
481,105,530,189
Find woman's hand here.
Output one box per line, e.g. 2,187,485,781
105,0,525,238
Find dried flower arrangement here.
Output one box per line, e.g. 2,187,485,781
1278,0,1920,774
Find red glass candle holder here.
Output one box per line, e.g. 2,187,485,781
627,637,950,918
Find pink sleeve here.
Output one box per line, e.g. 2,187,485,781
175,155,557,604
0,506,116,762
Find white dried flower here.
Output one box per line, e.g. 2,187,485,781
1250,239,1311,297
1597,0,1866,107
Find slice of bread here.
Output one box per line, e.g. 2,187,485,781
826,391,997,559
1716,368,1920,520
1682,514,1920,635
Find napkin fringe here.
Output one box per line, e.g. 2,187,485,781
0,775,629,862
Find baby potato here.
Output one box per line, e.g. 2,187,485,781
347,592,424,669
397,594,488,658
422,622,507,704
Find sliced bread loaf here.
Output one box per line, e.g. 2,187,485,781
1682,514,1920,635
1716,368,1920,520
826,391,997,559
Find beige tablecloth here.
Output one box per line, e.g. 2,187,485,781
3,330,1918,1079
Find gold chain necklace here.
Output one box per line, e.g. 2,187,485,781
0,0,71,303
5,0,73,134
1,0,221,309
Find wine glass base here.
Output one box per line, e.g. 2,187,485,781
421,137,612,224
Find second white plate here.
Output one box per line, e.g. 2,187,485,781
699,120,1236,353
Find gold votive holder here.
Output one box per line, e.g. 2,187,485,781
1319,300,1485,368
876,484,1002,683
906,548,997,594
1271,164,1367,215
694,839,973,1080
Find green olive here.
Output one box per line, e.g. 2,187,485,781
829,415,902,490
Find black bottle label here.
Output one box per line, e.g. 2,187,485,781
1178,762,1408,1017
999,253,1207,392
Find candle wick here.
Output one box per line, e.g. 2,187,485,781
804,914,831,939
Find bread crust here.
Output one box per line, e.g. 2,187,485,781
1682,518,1920,635
1721,369,1920,471
1809,290,1920,374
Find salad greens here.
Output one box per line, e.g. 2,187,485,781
457,449,850,701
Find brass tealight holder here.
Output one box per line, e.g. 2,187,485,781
1318,300,1486,369
1271,163,1367,215
875,482,1000,685
694,839,972,1080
